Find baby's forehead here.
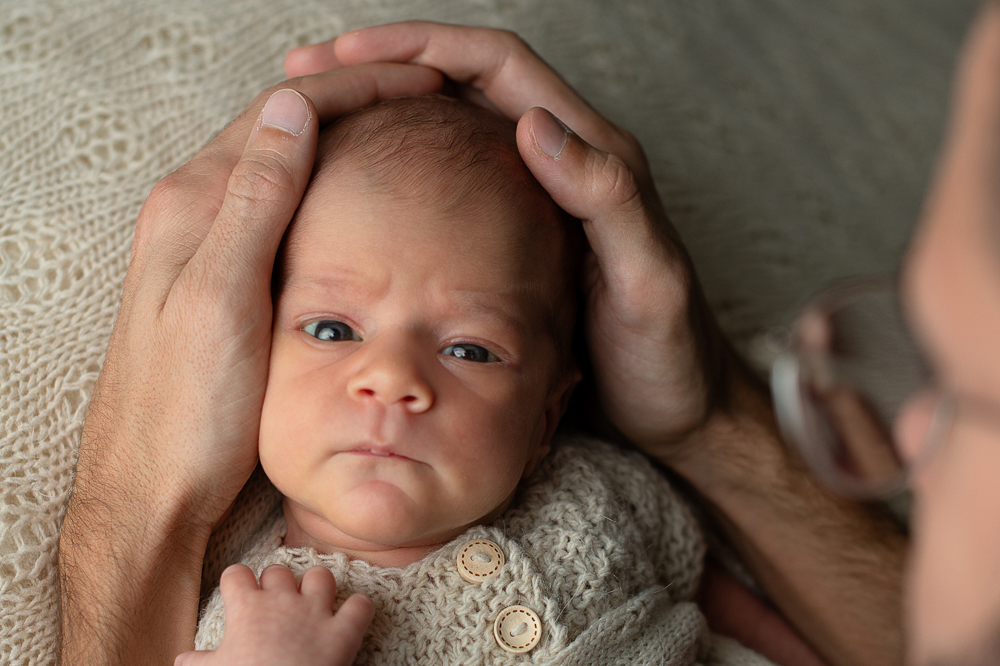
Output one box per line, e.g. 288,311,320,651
284,175,566,299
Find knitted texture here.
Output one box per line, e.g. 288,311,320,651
0,0,978,664
197,436,773,665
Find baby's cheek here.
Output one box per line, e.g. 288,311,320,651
258,381,303,480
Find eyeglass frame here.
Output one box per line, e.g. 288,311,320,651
769,275,958,499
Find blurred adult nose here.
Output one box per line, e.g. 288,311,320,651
893,390,941,466
346,332,434,413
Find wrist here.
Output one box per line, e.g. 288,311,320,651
64,448,215,558
654,350,802,499
72,395,241,534
60,457,213,665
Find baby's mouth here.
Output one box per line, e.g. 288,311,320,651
343,445,420,463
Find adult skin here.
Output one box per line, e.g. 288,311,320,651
898,2,1000,664
285,21,908,666
57,64,444,665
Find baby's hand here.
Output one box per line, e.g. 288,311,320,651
175,564,374,666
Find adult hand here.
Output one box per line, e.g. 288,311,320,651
59,64,442,666
175,565,374,666
285,23,718,462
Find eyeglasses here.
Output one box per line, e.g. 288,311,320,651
770,276,952,499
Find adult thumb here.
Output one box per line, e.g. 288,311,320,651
180,88,318,307
515,107,684,286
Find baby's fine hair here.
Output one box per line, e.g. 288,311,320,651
315,95,540,216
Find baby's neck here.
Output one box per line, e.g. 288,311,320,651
280,498,446,568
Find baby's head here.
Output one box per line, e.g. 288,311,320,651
260,96,582,560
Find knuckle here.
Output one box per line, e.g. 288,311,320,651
226,153,295,209
594,153,643,213
613,124,640,150
144,172,185,215
492,28,531,54
603,124,651,179
281,75,308,92
134,171,186,240
189,263,242,313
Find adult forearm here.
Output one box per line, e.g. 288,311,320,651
59,460,210,666
671,361,907,666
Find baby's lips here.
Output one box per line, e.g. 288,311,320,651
340,443,423,464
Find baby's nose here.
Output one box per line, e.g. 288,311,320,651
346,337,434,413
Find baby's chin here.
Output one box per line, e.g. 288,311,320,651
280,484,494,558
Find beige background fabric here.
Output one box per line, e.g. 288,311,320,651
0,0,980,663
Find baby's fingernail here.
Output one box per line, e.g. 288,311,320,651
260,89,311,136
532,108,569,158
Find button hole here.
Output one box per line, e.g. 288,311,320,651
510,622,528,637
471,552,492,563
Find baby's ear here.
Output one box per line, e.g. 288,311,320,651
522,370,582,478
549,369,582,424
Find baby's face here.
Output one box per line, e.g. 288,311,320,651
259,168,574,553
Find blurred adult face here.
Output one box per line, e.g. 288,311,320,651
900,3,1000,664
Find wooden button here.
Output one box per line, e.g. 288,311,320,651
493,605,541,653
456,540,504,583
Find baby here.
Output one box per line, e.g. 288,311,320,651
193,95,773,666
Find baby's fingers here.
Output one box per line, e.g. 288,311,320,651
259,563,299,591
300,565,338,608
173,650,212,666
218,563,261,606
327,594,376,662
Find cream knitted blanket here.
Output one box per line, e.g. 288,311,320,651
0,0,978,664
196,437,772,666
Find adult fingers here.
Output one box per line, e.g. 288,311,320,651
186,64,443,188
285,42,343,77
129,63,442,292
285,22,647,178
299,565,338,609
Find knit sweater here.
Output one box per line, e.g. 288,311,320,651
195,436,773,665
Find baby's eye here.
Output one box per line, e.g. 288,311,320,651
441,344,497,363
303,320,359,342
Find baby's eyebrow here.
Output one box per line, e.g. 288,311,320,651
282,272,383,300
281,273,535,334
447,291,531,334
